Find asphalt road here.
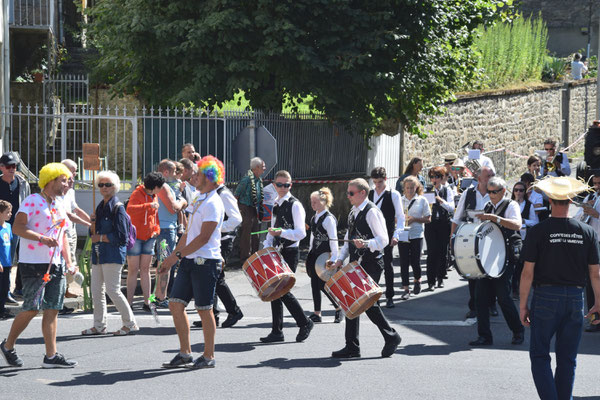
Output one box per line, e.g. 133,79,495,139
1,254,599,400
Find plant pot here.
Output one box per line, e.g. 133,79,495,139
33,72,43,83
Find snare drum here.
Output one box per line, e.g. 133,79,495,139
453,221,507,279
325,262,383,319
242,247,296,302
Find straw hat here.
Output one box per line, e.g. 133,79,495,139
532,176,591,200
444,153,458,163
452,158,465,168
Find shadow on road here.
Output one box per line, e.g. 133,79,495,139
238,356,343,369
48,368,188,386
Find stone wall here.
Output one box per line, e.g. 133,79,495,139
401,79,597,182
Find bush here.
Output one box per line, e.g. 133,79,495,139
541,57,567,82
471,13,548,89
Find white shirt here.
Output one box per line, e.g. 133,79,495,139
463,154,496,174
308,209,339,261
336,198,389,262
18,193,69,265
528,190,544,207
574,192,600,237
402,194,430,239
487,198,522,229
452,186,490,225
371,185,405,239
217,185,242,236
58,189,78,233
540,152,571,177
433,184,455,213
263,192,306,249
262,183,278,207
571,60,588,80
185,189,224,260
518,199,539,240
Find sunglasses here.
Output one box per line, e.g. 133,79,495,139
2,164,16,170
430,174,443,179
513,188,525,192
98,182,114,188
347,191,356,197
451,167,462,171
488,188,503,194
275,182,291,188
544,147,554,151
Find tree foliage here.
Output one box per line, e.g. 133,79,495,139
87,0,510,138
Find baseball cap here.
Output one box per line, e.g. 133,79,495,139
0,152,19,166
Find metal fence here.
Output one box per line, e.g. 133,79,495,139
1,104,369,185
43,74,89,108
9,0,55,29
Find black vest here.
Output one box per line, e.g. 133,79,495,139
431,186,451,222
309,211,335,256
368,190,395,239
520,199,532,221
483,199,522,247
273,196,299,249
348,201,382,264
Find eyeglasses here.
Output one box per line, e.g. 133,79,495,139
98,182,114,188
347,191,356,197
488,188,503,194
275,182,291,188
2,165,16,170
513,188,525,192
451,167,461,171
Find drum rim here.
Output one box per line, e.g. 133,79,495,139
453,222,487,279
473,222,491,277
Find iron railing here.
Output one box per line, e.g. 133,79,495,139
9,0,55,30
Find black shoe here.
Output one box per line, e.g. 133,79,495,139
469,337,493,346
331,346,361,358
334,310,342,323
0,311,14,320
436,279,444,288
1,339,23,367
162,353,193,368
142,304,151,312
221,310,243,328
192,315,220,329
296,319,314,342
186,355,215,369
308,313,322,323
42,353,78,368
5,293,18,304
413,282,421,295
59,306,74,315
381,333,402,358
260,332,285,343
489,306,498,317
585,323,600,332
386,299,395,308
512,332,525,345
465,310,477,319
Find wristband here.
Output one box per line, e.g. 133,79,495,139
38,235,44,243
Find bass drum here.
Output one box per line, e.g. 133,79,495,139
453,221,506,279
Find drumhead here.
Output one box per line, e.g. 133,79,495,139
475,222,506,278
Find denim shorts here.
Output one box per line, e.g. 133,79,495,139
170,258,221,310
127,237,157,256
20,263,66,311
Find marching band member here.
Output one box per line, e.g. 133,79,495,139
306,188,342,323
465,140,496,174
574,174,600,332
400,176,430,300
260,170,314,343
511,181,538,297
540,139,570,177
368,167,405,308
526,155,542,180
159,155,225,369
451,166,495,319
425,166,454,291
468,177,524,346
330,178,402,358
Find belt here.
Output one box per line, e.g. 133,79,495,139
535,284,584,289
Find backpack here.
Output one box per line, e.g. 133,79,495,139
113,202,136,250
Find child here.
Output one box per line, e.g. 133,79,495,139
0,200,14,320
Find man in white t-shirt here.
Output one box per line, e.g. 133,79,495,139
0,163,78,368
571,53,588,80
159,155,225,370
464,140,496,174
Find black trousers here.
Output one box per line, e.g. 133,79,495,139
345,259,398,351
424,220,450,286
399,238,422,287
213,237,241,316
271,247,309,334
475,263,524,341
0,267,10,313
382,241,396,300
305,251,337,312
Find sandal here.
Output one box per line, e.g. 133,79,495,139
81,327,107,336
113,325,139,336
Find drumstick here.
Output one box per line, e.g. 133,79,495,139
251,228,282,235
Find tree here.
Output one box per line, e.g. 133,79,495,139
86,0,511,138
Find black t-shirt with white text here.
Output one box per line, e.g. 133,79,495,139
522,217,600,287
